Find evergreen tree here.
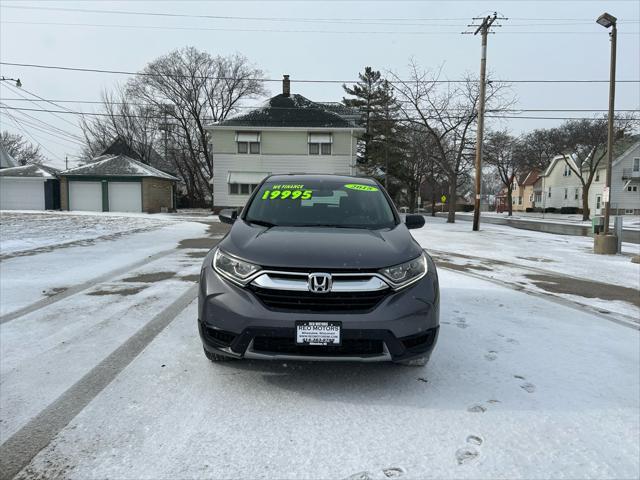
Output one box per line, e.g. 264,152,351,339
343,68,401,182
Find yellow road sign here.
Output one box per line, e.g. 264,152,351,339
441,195,447,203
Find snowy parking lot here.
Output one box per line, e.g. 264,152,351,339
1,212,638,479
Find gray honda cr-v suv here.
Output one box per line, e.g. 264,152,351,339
198,174,439,365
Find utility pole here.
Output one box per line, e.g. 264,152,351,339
465,12,505,231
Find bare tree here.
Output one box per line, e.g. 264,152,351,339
484,130,526,216
0,131,46,165
128,47,266,206
392,124,439,212
80,86,161,164
390,62,512,222
558,116,637,220
518,128,565,171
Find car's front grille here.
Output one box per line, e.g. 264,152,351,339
252,336,384,356
249,286,389,313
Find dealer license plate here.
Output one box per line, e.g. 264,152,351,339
296,321,341,346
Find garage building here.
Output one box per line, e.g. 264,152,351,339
59,154,178,213
0,164,61,211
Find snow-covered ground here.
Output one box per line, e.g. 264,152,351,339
0,210,216,256
10,270,639,480
1,212,638,479
412,217,640,322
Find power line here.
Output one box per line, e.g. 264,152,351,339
2,98,639,113
1,107,64,160
3,20,638,35
3,83,83,130
3,5,637,27
2,105,636,122
2,61,639,84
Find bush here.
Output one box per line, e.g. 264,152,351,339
525,207,534,213
544,207,557,213
560,207,582,214
457,204,474,212
533,207,543,213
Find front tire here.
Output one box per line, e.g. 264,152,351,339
203,347,234,362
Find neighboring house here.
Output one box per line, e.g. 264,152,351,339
510,174,525,211
0,144,18,169
514,169,540,212
536,155,582,210
586,139,640,216
0,163,60,210
59,154,178,213
206,75,364,208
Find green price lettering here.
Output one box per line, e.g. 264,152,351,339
260,189,313,200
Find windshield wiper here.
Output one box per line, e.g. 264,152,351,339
246,219,277,228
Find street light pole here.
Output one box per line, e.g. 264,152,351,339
597,13,617,235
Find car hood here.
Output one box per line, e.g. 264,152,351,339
219,221,423,270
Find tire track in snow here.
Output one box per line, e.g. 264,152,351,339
0,247,178,324
0,285,198,480
427,249,639,330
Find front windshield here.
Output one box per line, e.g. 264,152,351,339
244,179,397,229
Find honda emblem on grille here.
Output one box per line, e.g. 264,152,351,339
308,273,332,293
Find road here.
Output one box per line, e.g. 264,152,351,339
1,215,638,479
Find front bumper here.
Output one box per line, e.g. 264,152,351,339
198,259,439,363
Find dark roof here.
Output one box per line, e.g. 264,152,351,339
0,163,58,178
61,154,178,181
266,173,376,184
100,137,144,160
521,169,540,186
214,94,355,128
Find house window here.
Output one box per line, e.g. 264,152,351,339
229,183,259,195
236,132,260,154
563,165,572,176
535,193,542,203
529,194,533,202
633,157,640,172
548,187,552,198
595,170,600,182
518,196,522,205
575,188,579,200
628,185,638,192
308,133,332,155
564,188,568,199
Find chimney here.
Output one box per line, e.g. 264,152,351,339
282,74,290,97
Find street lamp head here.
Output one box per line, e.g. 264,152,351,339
596,12,617,28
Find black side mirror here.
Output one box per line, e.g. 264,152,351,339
405,214,425,230
219,208,239,225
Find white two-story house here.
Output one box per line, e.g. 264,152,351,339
586,139,640,215
206,75,364,209
536,155,582,211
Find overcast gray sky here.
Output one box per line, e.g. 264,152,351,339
1,0,639,169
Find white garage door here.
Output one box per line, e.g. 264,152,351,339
108,182,142,213
0,178,45,210
69,181,103,212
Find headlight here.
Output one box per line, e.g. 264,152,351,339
379,252,428,289
212,248,261,285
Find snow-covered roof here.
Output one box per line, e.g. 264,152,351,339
0,144,18,169
0,163,58,178
61,154,179,181
211,94,356,129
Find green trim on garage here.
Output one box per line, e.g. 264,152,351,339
101,180,109,212
63,176,143,212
